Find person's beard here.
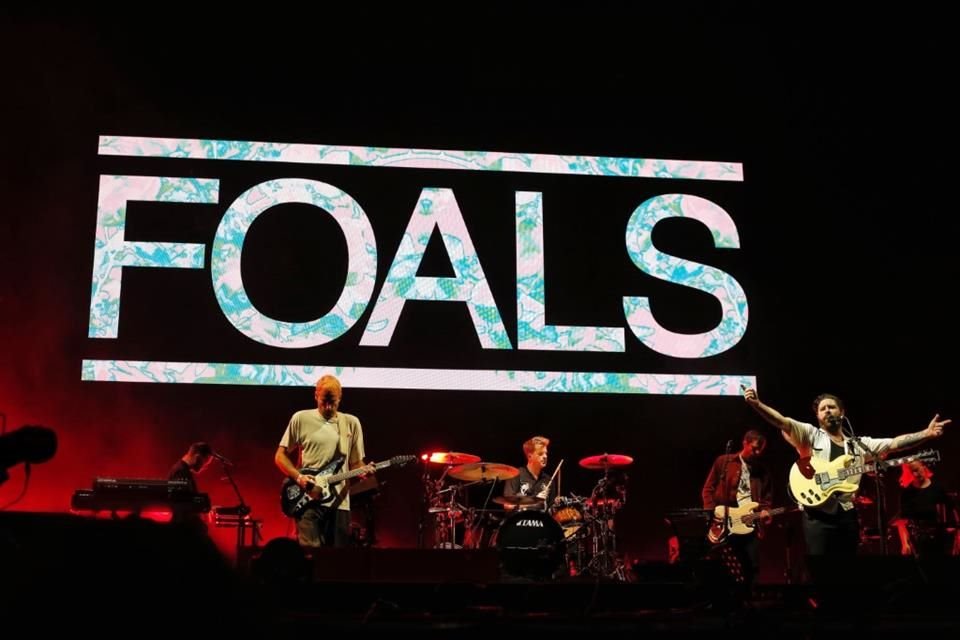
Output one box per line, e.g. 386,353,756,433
823,415,843,434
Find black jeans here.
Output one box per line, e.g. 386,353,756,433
296,506,352,547
728,532,760,585
802,507,860,585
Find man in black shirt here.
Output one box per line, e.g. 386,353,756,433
503,435,553,509
168,442,214,493
167,442,213,529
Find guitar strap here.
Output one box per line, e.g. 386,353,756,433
327,414,354,510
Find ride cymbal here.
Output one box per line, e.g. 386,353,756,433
448,462,519,481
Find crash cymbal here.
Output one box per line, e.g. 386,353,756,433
493,495,545,506
448,462,519,482
427,451,481,465
579,453,634,470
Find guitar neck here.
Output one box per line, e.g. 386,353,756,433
741,505,789,523
837,460,877,480
836,453,932,481
327,460,388,484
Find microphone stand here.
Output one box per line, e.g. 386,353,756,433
221,460,250,517
218,459,259,563
844,418,887,555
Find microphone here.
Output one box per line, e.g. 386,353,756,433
725,439,734,454
212,451,234,466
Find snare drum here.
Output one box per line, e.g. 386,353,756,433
551,497,585,539
496,509,565,580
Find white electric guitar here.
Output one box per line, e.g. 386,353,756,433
788,449,940,508
707,501,792,544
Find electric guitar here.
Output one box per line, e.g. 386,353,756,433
789,449,940,508
280,454,415,517
707,501,792,544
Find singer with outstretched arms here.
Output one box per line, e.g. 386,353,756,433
742,387,951,585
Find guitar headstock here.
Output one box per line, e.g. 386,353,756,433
389,454,417,468
898,449,941,465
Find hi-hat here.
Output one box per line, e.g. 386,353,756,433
427,506,465,520
493,495,545,506
448,462,519,482
426,451,481,465
579,453,634,470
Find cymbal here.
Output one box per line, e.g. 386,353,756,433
579,453,634,470
427,451,481,465
448,462,519,482
493,495,545,506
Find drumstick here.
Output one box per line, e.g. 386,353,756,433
536,460,564,501
547,459,564,488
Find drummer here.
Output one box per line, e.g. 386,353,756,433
503,436,554,511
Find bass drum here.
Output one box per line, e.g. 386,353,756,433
495,509,566,580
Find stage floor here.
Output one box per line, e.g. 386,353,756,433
4,512,960,633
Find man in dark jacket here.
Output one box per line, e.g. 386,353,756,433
701,430,773,587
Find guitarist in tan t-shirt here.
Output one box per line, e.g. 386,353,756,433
275,375,374,547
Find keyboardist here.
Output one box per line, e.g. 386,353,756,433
167,442,214,530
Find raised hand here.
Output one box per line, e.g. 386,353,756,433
926,414,952,438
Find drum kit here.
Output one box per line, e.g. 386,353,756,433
420,450,633,580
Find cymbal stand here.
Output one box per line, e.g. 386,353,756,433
418,460,436,548
562,493,590,575
463,479,498,549
583,471,628,581
419,462,456,548
436,483,459,548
